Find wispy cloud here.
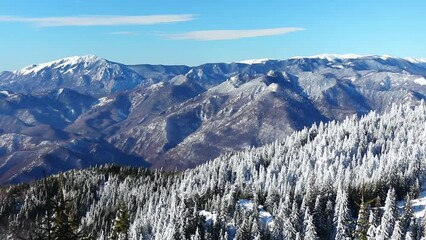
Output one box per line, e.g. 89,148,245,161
166,27,305,41
0,15,195,27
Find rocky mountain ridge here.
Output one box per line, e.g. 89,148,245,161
0,54,426,183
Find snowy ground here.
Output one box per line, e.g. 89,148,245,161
397,190,426,219
237,199,274,227
199,210,217,225
199,199,275,240
409,190,426,218
199,199,274,228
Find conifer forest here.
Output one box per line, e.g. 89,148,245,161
1,102,426,239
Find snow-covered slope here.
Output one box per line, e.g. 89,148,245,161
14,55,103,75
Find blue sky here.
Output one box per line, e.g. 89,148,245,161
0,0,425,71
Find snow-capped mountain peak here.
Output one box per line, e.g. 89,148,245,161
14,55,107,75
2,55,146,96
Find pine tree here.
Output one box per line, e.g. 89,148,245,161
405,230,414,240
251,218,261,238
6,216,19,240
334,190,352,240
30,176,84,240
235,217,252,240
265,190,280,213
354,188,370,240
281,218,295,239
303,209,318,240
191,228,201,240
390,220,403,240
325,198,335,239
271,216,283,240
173,217,186,240
313,194,326,237
409,179,420,199
110,203,130,240
407,218,421,240
290,200,302,234
31,177,56,240
378,188,397,240
367,210,378,240
52,183,82,240
402,193,413,232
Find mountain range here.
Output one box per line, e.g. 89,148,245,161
1,54,426,184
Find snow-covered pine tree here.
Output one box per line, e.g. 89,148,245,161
282,217,297,239
366,211,378,240
303,208,318,240
377,188,398,240
235,217,252,240
334,189,352,240
313,194,326,237
354,188,369,240
110,203,130,240
402,193,414,233
390,220,403,240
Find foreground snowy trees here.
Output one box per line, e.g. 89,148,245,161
1,102,426,239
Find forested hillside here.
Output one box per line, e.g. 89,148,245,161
1,102,426,239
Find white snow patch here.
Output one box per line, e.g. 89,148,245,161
199,210,217,224
171,75,189,85
210,76,267,96
95,97,114,107
348,76,357,82
63,68,75,74
411,190,426,218
376,55,394,60
268,83,279,92
266,70,277,77
397,189,426,219
237,199,255,210
0,90,12,97
331,64,344,69
197,69,204,78
237,58,273,65
259,210,274,226
414,77,426,86
147,82,165,91
237,199,274,227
